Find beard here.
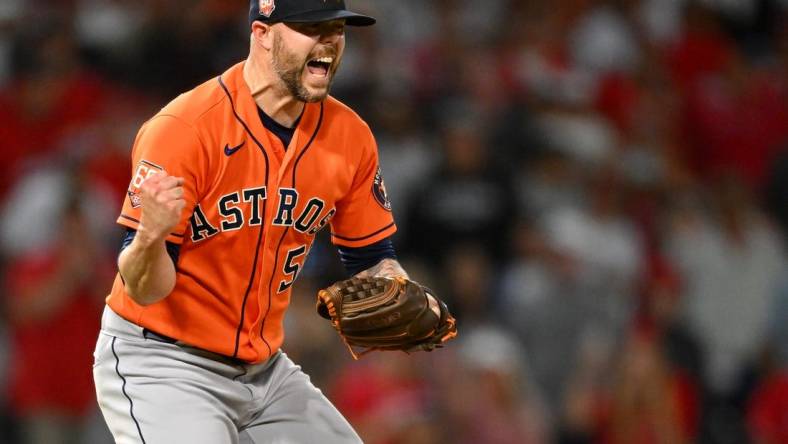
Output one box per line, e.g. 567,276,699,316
271,31,340,103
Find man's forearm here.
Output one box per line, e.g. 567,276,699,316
354,258,409,279
118,229,177,306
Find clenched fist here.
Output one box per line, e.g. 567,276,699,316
138,171,185,242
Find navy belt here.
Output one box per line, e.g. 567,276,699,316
142,328,179,344
141,327,250,367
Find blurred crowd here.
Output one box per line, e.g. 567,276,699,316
0,0,787,443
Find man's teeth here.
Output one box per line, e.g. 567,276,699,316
313,57,333,64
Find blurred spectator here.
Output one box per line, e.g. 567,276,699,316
556,329,700,444
667,174,786,443
638,0,685,45
668,175,785,395
666,2,736,93
515,149,583,219
0,19,108,199
602,332,699,444
373,92,437,241
540,164,644,335
330,353,438,444
0,166,117,258
404,109,516,261
121,0,247,98
536,108,618,166
637,258,704,383
569,0,643,75
499,0,597,105
500,219,590,418
447,325,548,444
3,192,114,444
436,243,495,326
74,0,145,58
682,51,788,188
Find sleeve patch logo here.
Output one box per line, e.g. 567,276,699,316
372,167,392,211
127,160,164,208
128,191,143,208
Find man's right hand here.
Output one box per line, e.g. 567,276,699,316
119,171,185,305
138,171,185,244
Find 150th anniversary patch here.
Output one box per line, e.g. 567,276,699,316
127,159,165,208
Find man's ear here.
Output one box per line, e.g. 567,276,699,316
251,21,274,51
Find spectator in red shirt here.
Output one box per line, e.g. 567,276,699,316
602,332,699,444
0,19,107,199
4,195,113,444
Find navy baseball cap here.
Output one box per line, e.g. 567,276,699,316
249,0,376,27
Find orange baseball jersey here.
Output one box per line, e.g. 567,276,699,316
107,61,396,363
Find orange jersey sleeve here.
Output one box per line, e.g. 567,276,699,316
330,124,396,248
117,115,209,244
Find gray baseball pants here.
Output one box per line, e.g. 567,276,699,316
93,306,361,444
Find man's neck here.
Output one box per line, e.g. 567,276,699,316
243,57,305,129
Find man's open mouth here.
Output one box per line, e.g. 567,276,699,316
306,56,333,77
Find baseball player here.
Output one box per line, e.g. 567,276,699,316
92,1,448,443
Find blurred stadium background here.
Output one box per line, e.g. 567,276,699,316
0,0,787,443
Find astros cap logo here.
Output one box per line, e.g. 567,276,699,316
259,0,275,17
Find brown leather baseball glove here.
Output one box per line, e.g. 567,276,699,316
316,276,458,359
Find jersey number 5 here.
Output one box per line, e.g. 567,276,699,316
278,245,307,293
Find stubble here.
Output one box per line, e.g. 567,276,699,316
271,31,338,103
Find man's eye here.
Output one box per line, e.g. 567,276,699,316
294,23,320,34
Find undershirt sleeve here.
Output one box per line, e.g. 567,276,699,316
336,236,397,276
120,228,182,268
